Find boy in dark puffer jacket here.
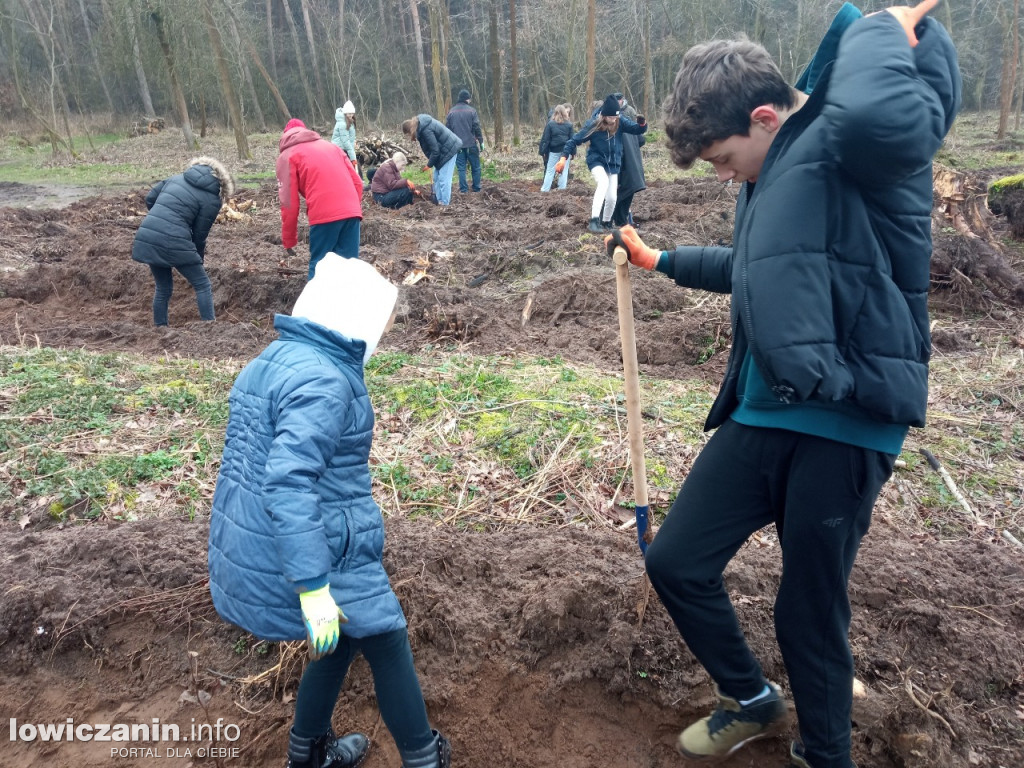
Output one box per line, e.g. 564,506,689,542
131,156,234,326
607,2,960,767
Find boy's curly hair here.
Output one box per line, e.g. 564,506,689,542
662,38,794,168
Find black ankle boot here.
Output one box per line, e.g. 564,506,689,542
399,729,450,768
587,217,604,234
286,727,370,768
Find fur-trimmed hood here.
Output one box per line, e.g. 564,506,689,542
187,156,235,201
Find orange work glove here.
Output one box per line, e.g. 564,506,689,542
878,0,937,47
407,179,415,189
604,225,661,270
422,165,430,173
555,157,566,174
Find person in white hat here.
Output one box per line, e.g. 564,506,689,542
209,253,451,768
331,100,359,176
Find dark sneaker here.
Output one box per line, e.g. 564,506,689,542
677,682,786,760
788,741,858,768
587,217,605,234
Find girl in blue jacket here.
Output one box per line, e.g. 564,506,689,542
557,94,646,233
209,254,450,768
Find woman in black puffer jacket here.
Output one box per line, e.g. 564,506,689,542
132,156,234,326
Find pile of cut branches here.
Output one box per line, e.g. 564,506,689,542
356,135,415,169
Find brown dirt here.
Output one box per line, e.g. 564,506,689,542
1,156,1023,768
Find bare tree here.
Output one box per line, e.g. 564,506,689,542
998,0,1020,139
280,0,321,121
77,0,116,113
429,0,445,115
509,0,520,144
585,0,595,108
216,0,291,124
15,0,76,154
202,3,250,159
298,0,326,113
489,0,503,145
122,0,157,117
408,0,430,108
265,0,278,81
148,5,198,149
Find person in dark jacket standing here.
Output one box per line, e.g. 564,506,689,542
402,114,461,206
610,94,646,226
209,253,451,768
131,156,234,326
445,89,483,193
370,152,421,209
606,2,960,767
276,118,363,281
538,104,573,191
557,94,647,233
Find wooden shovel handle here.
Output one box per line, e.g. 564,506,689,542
613,246,650,537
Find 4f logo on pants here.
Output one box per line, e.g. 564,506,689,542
822,517,845,528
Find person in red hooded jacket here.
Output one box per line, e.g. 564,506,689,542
276,118,364,280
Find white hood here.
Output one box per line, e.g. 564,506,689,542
291,254,398,363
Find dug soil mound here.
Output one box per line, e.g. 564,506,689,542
1,168,1023,767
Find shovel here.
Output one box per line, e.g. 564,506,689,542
612,245,652,554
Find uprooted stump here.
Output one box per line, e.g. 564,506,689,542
932,165,1024,305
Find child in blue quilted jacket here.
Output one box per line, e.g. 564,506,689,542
208,254,450,768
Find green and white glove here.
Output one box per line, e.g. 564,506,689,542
298,585,347,660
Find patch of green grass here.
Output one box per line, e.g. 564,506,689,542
0,347,239,522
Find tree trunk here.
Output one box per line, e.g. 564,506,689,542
585,0,595,109
489,0,503,146
280,0,320,121
298,0,325,120
265,0,278,82
441,0,452,110
202,3,250,160
997,0,1020,140
216,0,291,124
429,0,445,115
409,0,431,109
149,7,198,150
77,0,115,113
123,0,156,117
509,0,520,144
643,0,653,117
226,12,268,133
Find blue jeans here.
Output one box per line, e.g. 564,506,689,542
308,218,361,280
292,628,433,754
455,146,481,192
149,262,214,325
541,152,569,191
432,154,458,205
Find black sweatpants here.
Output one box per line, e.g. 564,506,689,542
645,419,895,768
292,627,433,754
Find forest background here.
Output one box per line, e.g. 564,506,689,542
2,0,1022,158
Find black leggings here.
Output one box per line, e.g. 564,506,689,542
292,627,433,753
645,419,894,768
